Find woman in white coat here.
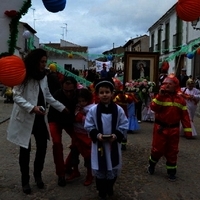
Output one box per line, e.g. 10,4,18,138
7,49,67,194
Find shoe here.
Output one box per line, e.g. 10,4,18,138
66,171,81,181
22,183,31,194
84,174,93,186
58,176,66,187
147,165,155,175
121,144,127,151
168,174,176,182
35,177,44,189
138,120,142,123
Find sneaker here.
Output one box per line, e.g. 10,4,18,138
84,175,93,186
58,176,66,187
66,171,81,181
138,120,142,123
22,183,31,194
121,144,126,151
168,174,176,182
147,165,155,175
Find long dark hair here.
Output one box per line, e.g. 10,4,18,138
22,49,47,86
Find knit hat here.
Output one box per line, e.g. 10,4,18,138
161,61,169,73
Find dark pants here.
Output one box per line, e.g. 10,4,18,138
19,124,48,186
135,101,143,121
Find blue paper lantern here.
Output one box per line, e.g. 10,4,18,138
107,54,113,61
42,0,66,13
187,52,194,59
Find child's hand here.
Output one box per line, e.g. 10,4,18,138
97,133,104,141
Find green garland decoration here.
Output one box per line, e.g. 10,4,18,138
1,0,32,56
42,37,200,64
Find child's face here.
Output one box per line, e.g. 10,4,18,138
78,97,88,107
98,86,113,104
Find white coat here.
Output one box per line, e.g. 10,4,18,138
7,76,65,149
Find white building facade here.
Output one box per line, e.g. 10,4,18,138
148,3,200,78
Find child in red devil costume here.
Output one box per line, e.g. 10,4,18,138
72,88,95,186
148,74,192,181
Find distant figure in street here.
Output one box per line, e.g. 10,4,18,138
100,63,108,78
177,67,189,87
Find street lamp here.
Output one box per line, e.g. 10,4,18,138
191,17,200,30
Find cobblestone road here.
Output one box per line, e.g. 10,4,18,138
0,97,200,200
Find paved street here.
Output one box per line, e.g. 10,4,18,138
0,96,200,200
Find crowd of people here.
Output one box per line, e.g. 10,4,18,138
4,49,200,199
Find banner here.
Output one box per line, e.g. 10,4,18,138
95,60,112,72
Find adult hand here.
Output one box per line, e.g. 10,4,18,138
31,106,46,115
61,107,70,114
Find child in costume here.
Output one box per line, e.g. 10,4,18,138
148,74,192,181
73,88,95,186
84,78,128,199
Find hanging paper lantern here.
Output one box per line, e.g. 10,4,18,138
196,48,200,55
42,0,66,13
22,30,31,39
176,0,200,22
68,53,73,59
187,52,194,59
48,63,57,72
0,55,26,87
107,54,113,61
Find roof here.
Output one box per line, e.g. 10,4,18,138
20,21,37,34
123,35,148,48
147,3,177,31
44,43,88,53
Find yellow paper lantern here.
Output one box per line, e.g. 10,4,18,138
49,63,57,72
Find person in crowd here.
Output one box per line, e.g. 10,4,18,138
84,78,128,199
177,67,189,87
73,88,95,186
100,63,108,78
147,74,192,181
47,64,62,95
48,76,80,187
195,76,200,89
107,67,116,78
180,78,200,137
158,61,169,88
7,49,68,194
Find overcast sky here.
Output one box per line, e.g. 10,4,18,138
21,0,176,56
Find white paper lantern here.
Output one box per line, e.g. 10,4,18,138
22,30,31,39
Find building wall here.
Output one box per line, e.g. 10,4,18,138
0,1,26,54
48,56,88,71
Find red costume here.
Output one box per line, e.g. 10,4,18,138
148,74,192,181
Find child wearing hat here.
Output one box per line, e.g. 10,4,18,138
84,78,128,199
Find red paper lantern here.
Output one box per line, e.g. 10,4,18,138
0,55,26,87
196,48,200,55
176,0,200,22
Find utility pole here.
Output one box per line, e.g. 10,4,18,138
64,23,68,40
61,26,65,40
30,8,35,29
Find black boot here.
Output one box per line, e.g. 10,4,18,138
96,178,107,199
107,177,117,196
147,156,157,175
167,168,176,181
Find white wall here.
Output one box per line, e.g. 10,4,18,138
48,57,88,71
0,1,25,54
